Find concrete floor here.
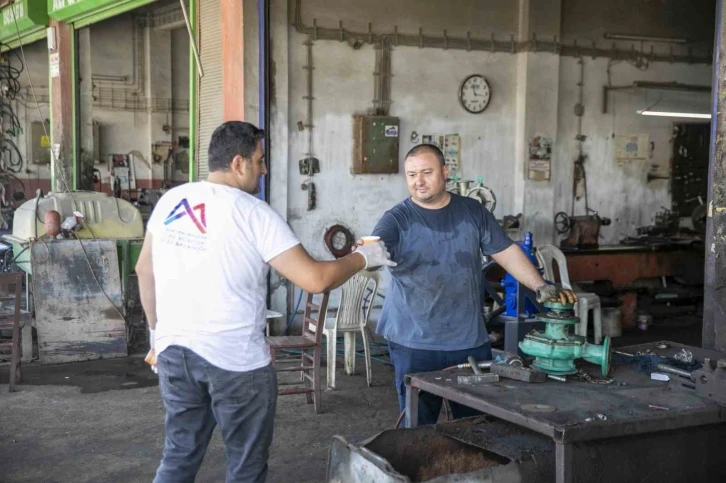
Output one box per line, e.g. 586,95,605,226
0,316,704,482
0,353,400,483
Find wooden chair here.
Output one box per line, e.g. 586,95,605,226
0,272,24,392
266,291,329,414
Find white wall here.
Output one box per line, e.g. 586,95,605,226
269,0,715,315
9,38,51,189
171,27,190,141
286,40,520,260
6,7,191,193
554,57,712,244
297,0,518,37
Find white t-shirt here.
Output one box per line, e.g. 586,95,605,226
149,181,300,372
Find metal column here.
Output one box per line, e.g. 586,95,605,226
704,0,726,350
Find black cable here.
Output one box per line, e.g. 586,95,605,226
0,138,23,172
6,172,25,194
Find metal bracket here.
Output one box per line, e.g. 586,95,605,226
299,157,320,175
457,374,499,385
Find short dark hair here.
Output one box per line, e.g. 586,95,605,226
208,121,265,172
405,144,445,167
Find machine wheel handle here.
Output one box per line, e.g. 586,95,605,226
554,211,571,235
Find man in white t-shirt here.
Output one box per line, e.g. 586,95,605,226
135,121,394,483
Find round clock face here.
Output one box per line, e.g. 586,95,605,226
459,75,491,114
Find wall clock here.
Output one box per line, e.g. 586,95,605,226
459,74,491,114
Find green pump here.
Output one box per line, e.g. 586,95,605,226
519,301,611,377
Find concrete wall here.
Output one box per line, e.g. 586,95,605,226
9,38,51,196
7,7,191,199
561,0,716,45
267,0,715,316
285,41,520,256
554,57,711,243
280,0,711,246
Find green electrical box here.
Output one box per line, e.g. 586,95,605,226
352,115,399,174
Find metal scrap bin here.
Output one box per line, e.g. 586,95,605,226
327,417,555,482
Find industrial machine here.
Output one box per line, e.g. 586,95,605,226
5,190,144,274
500,232,540,318
2,191,145,363
554,211,611,249
454,177,497,213
453,178,521,229
519,301,611,376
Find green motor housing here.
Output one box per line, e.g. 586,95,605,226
518,301,611,376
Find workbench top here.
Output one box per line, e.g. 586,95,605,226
406,342,726,444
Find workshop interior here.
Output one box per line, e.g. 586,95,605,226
0,0,725,482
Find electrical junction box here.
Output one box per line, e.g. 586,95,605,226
352,115,399,174
29,120,51,165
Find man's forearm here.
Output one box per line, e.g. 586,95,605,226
138,274,158,329
491,244,545,291
317,253,367,292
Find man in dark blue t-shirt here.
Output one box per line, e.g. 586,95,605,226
372,144,575,426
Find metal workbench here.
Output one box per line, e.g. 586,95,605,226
405,342,726,483
562,243,703,328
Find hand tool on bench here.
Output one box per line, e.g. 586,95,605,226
457,356,499,385
491,363,548,383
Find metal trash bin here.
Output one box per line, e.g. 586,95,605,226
327,417,555,482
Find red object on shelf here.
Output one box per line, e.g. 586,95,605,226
44,210,61,237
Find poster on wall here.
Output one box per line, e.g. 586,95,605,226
528,135,552,181
50,53,60,78
443,134,461,178
614,134,649,165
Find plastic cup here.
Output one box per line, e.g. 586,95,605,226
360,236,381,245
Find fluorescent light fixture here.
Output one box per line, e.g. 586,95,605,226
638,110,711,119
605,32,688,44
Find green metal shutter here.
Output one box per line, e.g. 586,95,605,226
195,0,222,181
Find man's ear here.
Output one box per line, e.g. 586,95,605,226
230,154,247,174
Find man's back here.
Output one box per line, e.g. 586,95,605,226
150,181,299,372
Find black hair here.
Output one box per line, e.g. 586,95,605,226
405,144,445,167
208,121,265,172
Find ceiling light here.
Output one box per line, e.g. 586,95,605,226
638,110,711,119
605,32,688,44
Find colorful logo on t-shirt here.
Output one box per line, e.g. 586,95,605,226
164,198,207,234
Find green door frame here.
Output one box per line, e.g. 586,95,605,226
49,0,199,189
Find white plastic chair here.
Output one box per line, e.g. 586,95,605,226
536,245,603,344
323,271,380,389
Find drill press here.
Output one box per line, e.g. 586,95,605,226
519,301,611,377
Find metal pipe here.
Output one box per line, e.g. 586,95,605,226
547,375,567,382
443,360,492,371
180,0,204,77
468,356,483,375
291,1,712,64
656,363,694,380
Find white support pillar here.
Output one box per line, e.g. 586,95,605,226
513,0,562,244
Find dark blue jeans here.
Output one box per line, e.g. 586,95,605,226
154,345,277,483
388,340,492,427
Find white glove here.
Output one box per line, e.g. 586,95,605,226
355,241,397,269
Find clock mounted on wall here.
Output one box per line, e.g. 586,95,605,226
459,74,491,114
